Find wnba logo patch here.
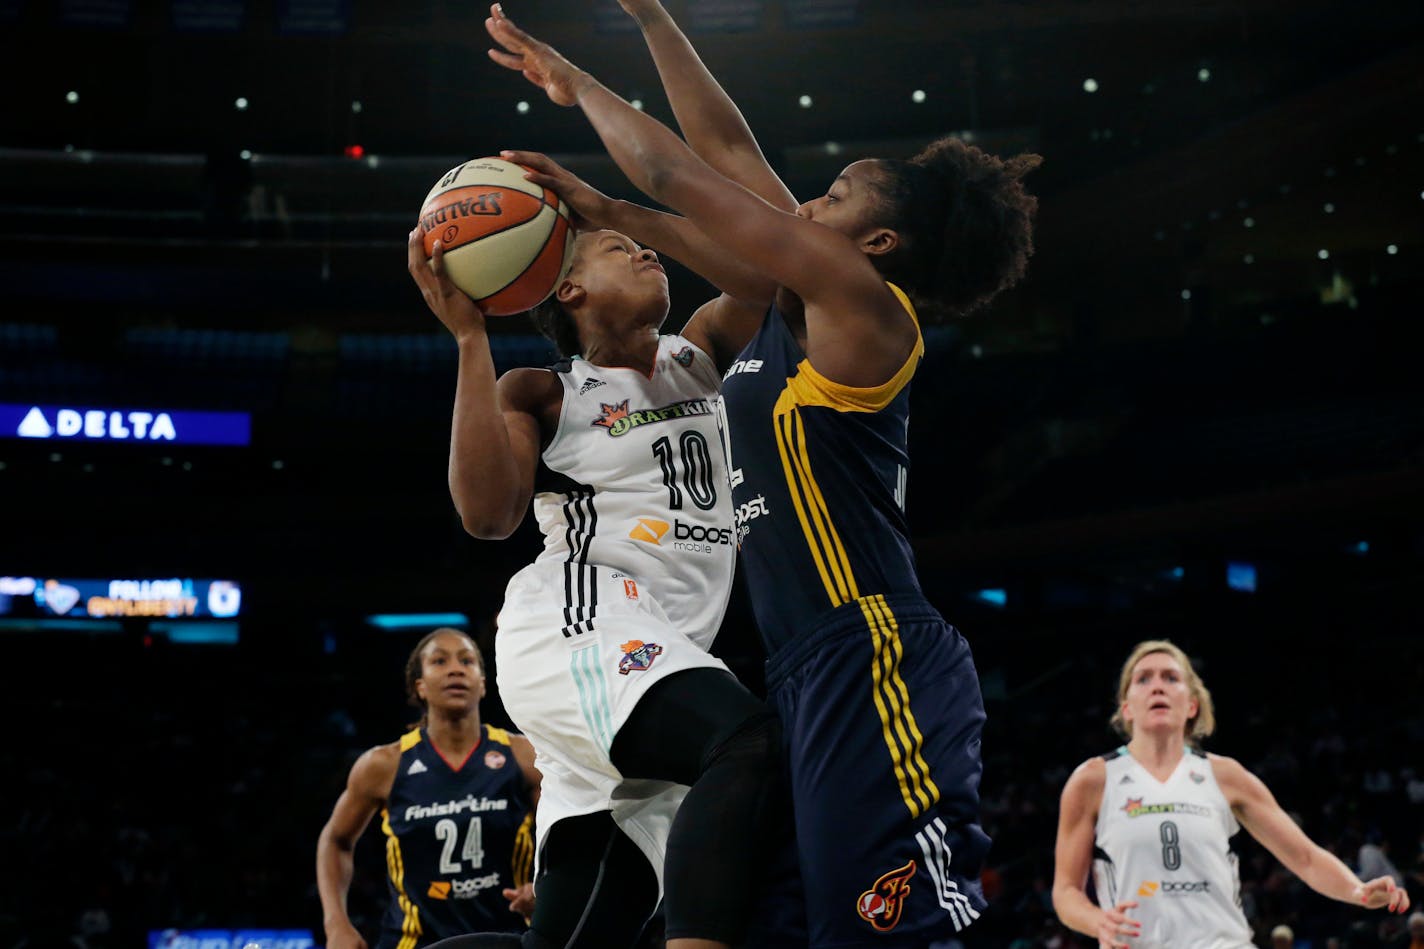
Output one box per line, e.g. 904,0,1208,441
857,859,917,932
618,639,663,675
623,578,639,600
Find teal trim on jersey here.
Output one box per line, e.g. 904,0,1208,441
571,646,615,752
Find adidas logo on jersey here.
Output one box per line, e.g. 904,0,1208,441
578,377,606,395
407,758,428,775
1119,774,1133,784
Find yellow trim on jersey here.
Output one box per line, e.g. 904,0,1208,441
783,283,923,415
862,595,941,818
399,728,423,752
380,807,422,949
484,724,511,746
512,810,536,889
773,392,860,606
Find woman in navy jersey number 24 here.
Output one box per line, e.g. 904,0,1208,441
317,629,540,949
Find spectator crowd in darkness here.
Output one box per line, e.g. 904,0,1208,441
4,618,1420,949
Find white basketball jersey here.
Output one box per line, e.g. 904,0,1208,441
1093,747,1252,949
521,335,734,649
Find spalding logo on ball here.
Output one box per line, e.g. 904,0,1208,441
418,157,576,315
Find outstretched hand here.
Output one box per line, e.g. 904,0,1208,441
500,149,617,232
485,3,591,107
1355,875,1411,913
406,228,486,341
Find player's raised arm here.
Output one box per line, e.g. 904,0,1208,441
486,9,916,388
592,0,798,212
407,229,546,538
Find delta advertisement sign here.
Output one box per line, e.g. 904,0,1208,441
0,403,250,446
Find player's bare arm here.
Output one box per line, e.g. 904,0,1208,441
1053,757,1143,948
502,148,774,372
485,10,918,389
408,228,554,539
602,0,799,212
316,743,400,949
1213,754,1411,913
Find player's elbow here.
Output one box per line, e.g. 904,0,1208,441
459,508,520,540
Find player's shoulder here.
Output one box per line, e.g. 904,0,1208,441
1204,752,1248,784
498,365,563,410
349,739,403,796
1061,754,1108,803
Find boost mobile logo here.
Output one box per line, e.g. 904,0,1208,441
629,517,670,544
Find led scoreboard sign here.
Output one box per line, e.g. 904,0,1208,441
0,403,251,446
0,576,242,620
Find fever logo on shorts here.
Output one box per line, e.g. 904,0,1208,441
629,517,670,545
856,859,917,932
618,639,664,675
484,749,506,770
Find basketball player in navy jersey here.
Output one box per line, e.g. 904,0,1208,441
1054,641,1409,949
485,6,1038,944
403,175,787,947
317,628,540,949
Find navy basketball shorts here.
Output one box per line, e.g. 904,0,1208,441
761,594,990,947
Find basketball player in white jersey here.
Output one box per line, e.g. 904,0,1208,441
405,218,784,949
1053,640,1410,948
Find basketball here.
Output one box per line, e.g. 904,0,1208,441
417,157,576,315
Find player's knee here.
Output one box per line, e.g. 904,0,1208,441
705,711,782,776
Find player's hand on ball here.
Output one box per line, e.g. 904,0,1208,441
486,4,591,107
1356,876,1410,913
1096,900,1140,948
500,149,616,230
503,882,536,917
407,227,486,340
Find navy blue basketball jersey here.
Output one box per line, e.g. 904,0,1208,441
376,725,534,949
720,284,926,653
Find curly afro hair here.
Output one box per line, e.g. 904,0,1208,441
870,136,1040,320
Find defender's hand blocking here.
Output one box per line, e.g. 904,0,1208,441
407,228,487,341
499,149,616,232
1356,876,1411,913
486,4,590,107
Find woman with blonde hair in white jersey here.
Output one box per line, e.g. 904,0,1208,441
1053,639,1410,948
404,170,784,949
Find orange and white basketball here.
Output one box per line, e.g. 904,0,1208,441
418,157,575,315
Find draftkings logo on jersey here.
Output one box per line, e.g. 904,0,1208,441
1120,798,1212,819
590,398,712,437
857,860,917,932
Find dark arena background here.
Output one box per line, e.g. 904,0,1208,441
2,0,1423,947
